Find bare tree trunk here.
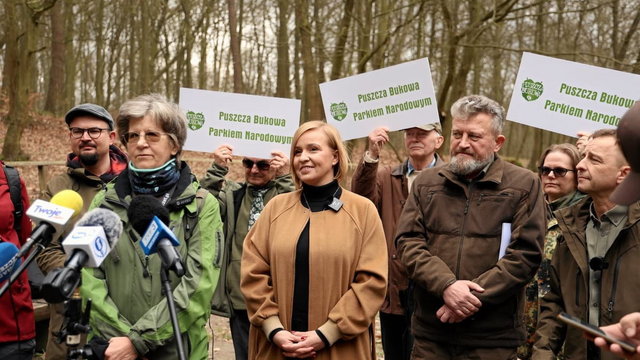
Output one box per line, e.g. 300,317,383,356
94,0,105,105
228,0,244,93
63,0,76,110
329,0,354,80
296,0,323,121
44,0,65,114
356,0,373,74
276,0,291,97
2,0,54,160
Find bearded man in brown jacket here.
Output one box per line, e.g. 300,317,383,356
396,94,545,359
351,122,444,360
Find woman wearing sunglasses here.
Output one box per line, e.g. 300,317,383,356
240,121,387,359
519,143,585,359
80,94,222,360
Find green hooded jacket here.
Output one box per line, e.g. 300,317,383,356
81,165,222,360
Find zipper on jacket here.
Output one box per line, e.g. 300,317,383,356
143,256,150,278
457,183,473,277
607,258,622,319
575,272,581,307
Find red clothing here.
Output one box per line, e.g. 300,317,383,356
0,162,35,342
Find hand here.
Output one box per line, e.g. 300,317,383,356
367,127,390,159
576,131,591,155
594,313,640,359
436,304,467,323
105,337,138,360
442,280,484,318
272,330,317,358
281,330,325,358
270,151,290,177
213,145,234,168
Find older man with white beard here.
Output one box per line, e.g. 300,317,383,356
395,95,546,360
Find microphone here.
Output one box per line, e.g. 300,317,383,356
0,242,20,284
128,196,185,276
41,208,123,303
62,208,123,269
589,257,609,271
17,190,84,258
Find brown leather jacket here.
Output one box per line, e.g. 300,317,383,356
351,154,444,315
396,156,545,347
533,198,640,360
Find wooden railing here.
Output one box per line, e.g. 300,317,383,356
5,157,214,197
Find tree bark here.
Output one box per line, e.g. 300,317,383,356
295,0,323,121
276,0,291,97
228,0,244,93
44,0,65,114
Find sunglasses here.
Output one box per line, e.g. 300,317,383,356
539,166,574,177
121,130,167,145
242,158,271,171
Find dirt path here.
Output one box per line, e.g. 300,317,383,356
207,315,236,360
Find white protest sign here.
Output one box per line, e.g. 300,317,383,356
507,52,640,137
319,58,440,140
179,88,301,159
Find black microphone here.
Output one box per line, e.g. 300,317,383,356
589,257,609,271
127,196,185,276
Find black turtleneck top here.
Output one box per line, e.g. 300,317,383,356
290,180,342,333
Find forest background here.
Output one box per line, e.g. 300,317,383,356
1,0,640,197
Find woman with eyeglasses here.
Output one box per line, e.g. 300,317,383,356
240,121,387,359
201,144,294,360
80,94,223,360
519,143,585,359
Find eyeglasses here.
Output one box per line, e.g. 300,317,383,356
69,127,109,139
539,166,574,177
242,158,270,171
121,130,167,145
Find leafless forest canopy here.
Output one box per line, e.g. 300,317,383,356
1,0,639,167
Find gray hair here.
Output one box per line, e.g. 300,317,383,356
450,95,505,135
117,93,187,158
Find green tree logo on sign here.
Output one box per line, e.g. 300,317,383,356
521,78,544,101
330,102,348,121
186,111,205,130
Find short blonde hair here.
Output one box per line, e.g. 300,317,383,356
290,121,349,189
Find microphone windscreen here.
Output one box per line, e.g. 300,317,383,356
75,208,123,247
50,190,84,216
0,242,20,283
127,196,170,236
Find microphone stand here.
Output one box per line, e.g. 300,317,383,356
160,265,187,360
0,238,50,297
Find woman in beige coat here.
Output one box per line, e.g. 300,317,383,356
240,121,388,359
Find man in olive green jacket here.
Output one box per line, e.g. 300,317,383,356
36,104,127,359
201,144,293,360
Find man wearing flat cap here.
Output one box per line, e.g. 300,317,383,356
534,105,640,359
351,122,445,360
37,104,128,359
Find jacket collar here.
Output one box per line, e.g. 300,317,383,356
113,161,196,211
392,153,444,177
556,197,640,273
67,145,128,184
557,197,640,232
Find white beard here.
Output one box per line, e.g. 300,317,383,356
448,153,493,176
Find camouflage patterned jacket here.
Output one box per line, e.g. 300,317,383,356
518,191,585,359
